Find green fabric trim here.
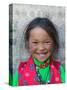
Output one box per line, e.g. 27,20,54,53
34,58,50,66
60,65,65,83
9,71,18,86
34,58,44,66
13,71,18,86
39,65,50,83
9,72,13,86
34,58,50,83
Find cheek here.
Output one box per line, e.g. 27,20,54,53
29,44,37,53
47,47,54,55
44,45,54,53
31,47,36,52
45,43,53,49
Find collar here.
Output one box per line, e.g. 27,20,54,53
33,58,50,68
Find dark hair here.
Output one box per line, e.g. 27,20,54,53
24,17,59,50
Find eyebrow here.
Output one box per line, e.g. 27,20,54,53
32,39,53,42
32,39,39,41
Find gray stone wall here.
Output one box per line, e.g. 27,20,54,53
9,4,65,73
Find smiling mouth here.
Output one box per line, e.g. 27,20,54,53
40,54,45,58
36,50,48,55
36,50,48,59
36,53,46,59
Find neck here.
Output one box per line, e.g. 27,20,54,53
33,57,50,68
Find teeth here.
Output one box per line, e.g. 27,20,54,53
39,54,45,59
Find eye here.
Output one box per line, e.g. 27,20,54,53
44,41,52,44
46,41,50,43
32,42,38,44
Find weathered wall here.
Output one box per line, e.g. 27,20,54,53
9,4,65,73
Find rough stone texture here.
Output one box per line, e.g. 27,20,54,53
9,4,65,73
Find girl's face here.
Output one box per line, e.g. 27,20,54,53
28,27,54,62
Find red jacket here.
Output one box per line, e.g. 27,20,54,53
18,57,61,86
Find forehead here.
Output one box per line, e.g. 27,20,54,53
29,27,52,41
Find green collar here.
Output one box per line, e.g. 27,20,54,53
33,58,50,67
33,57,50,83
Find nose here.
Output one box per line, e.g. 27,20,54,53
38,44,45,51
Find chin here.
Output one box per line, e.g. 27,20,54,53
32,53,51,62
34,56,47,62
37,58,47,62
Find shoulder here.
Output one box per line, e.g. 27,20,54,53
18,61,27,70
54,60,60,65
53,59,61,70
18,57,35,72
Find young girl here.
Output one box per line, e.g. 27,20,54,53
10,17,65,86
